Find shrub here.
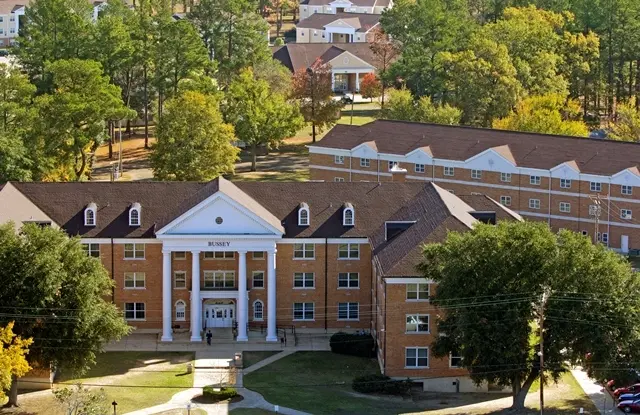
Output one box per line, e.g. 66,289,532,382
202,386,238,402
274,37,285,46
352,374,411,395
330,332,375,358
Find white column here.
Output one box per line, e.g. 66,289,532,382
237,250,248,341
355,72,360,92
190,250,202,342
331,72,335,92
161,250,172,342
266,248,278,342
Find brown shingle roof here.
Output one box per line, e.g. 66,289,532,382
272,43,376,72
297,12,380,32
7,179,521,276
313,120,640,176
302,0,391,6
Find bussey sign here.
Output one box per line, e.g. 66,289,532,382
208,241,231,247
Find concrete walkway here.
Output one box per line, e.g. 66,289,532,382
571,368,619,414
124,349,310,415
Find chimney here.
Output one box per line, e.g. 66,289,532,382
390,164,408,182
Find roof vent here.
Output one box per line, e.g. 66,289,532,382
385,221,416,241
390,164,408,182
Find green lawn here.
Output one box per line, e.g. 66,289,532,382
230,409,276,415
231,170,309,182
243,351,281,369
1,352,195,415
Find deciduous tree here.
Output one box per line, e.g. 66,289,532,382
150,90,238,180
368,27,399,109
53,384,110,415
493,93,590,136
0,223,130,406
610,98,640,142
359,73,381,102
383,88,461,125
291,59,342,143
0,322,32,401
419,221,640,410
224,68,303,171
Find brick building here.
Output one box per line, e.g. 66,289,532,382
0,177,520,391
309,120,640,253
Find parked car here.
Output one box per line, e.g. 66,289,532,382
620,392,640,402
615,384,640,398
618,399,640,413
340,94,353,105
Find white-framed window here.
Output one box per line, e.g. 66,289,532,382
343,205,354,226
500,196,511,207
175,300,186,321
129,204,141,226
338,302,359,320
298,204,310,226
590,182,602,192
450,351,463,368
252,271,264,288
597,232,609,244
253,300,264,321
588,204,600,216
124,243,145,259
405,347,429,368
407,283,429,300
560,179,572,189
415,163,425,173
293,302,314,320
82,243,100,258
174,271,186,289
84,205,96,226
294,272,314,288
622,185,633,195
338,243,359,259
334,177,345,182
360,158,370,168
621,209,633,220
293,243,315,259
529,199,541,210
406,314,429,333
338,272,359,288
444,166,455,176
124,302,145,320
173,251,186,260
471,169,482,180
559,202,571,213
252,251,264,260
530,175,541,186
388,161,398,171
204,251,234,259
124,272,145,289
500,172,512,182
334,155,344,164
203,271,235,289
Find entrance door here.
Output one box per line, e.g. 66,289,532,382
622,235,629,253
204,305,234,328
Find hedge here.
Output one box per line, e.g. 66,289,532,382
202,386,238,402
330,332,375,358
352,374,412,395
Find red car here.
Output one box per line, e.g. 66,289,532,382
616,384,640,398
618,399,640,413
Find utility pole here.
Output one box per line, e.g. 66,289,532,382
589,194,606,243
539,287,550,415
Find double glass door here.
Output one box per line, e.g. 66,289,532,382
204,305,234,328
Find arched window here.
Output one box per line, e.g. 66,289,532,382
129,202,141,226
343,203,354,226
85,203,97,226
253,300,264,321
298,202,310,226
175,300,186,321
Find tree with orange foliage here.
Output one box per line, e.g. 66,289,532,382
291,59,342,143
359,73,381,102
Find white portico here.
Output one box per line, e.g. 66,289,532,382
154,180,284,343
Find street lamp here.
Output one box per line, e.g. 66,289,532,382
112,400,118,415
306,67,316,143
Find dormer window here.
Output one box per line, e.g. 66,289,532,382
129,202,141,227
343,203,354,226
84,203,97,226
298,202,310,226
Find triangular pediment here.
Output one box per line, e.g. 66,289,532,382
328,51,374,69
465,147,517,173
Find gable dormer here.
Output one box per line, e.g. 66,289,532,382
129,202,141,227
298,202,310,226
343,202,354,226
84,202,97,227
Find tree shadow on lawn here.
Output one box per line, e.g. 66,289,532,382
56,351,194,381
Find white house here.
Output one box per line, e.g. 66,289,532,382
299,0,392,20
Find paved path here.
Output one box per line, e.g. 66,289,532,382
571,368,619,414
124,349,310,415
